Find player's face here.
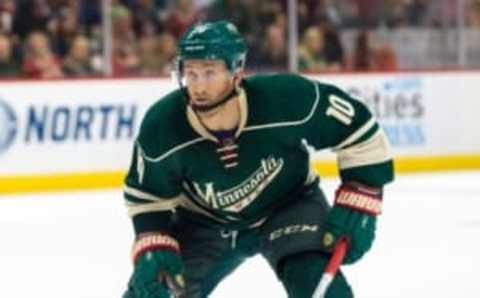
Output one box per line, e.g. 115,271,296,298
183,60,235,111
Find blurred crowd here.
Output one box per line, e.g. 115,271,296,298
0,0,479,79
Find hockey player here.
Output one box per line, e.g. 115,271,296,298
123,21,394,298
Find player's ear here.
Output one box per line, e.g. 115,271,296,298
233,70,244,89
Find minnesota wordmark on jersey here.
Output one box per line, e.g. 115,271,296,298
190,156,283,212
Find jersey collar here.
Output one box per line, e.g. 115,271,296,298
186,87,248,143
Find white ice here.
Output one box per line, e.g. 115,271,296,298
1,171,479,298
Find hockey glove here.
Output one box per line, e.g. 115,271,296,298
321,182,382,264
123,233,185,298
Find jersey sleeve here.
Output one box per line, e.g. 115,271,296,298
123,110,184,235
307,82,394,187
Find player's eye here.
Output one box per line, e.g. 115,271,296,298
205,69,216,77
185,70,198,81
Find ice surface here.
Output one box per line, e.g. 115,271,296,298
1,171,479,298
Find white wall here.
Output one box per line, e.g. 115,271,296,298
0,72,478,177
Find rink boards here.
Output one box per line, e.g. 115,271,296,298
0,72,479,193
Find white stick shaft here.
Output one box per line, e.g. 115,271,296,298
312,273,334,298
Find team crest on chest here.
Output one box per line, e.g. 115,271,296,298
191,156,284,212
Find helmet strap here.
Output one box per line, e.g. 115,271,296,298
190,83,239,112
181,71,242,113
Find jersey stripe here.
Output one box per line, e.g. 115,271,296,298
126,200,183,217
333,118,376,150
217,144,238,152
124,185,174,202
140,137,207,163
124,185,185,216
336,129,392,169
220,153,238,160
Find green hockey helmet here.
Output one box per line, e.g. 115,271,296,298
177,21,247,73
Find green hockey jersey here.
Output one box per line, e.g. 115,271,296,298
124,74,394,232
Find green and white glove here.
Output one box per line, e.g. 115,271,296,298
321,182,383,264
123,233,185,298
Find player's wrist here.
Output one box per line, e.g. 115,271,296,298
131,232,180,264
334,182,383,216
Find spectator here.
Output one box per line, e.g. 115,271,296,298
138,32,176,76
62,34,97,77
113,40,140,76
351,30,398,71
322,23,345,70
257,0,284,27
249,24,288,72
466,0,480,27
298,26,327,72
78,0,102,28
352,30,374,71
298,24,344,73
0,33,20,76
206,0,257,39
298,0,312,33
111,4,140,75
13,0,52,39
311,0,342,27
48,6,80,57
272,8,287,32
381,0,413,28
373,43,398,71
156,31,176,74
354,0,382,27
0,0,15,34
163,0,198,39
22,31,63,78
129,0,162,37
112,4,136,42
405,0,428,26
336,0,362,27
0,0,472,77
138,35,162,76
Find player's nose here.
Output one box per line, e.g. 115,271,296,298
190,82,208,96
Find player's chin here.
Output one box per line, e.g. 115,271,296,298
191,99,222,113
191,100,210,108
191,97,211,106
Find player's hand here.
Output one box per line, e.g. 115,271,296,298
321,182,382,264
124,233,185,298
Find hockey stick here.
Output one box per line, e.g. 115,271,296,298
161,272,185,298
312,237,349,298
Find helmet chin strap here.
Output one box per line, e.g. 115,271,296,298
190,87,239,113
187,74,241,113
